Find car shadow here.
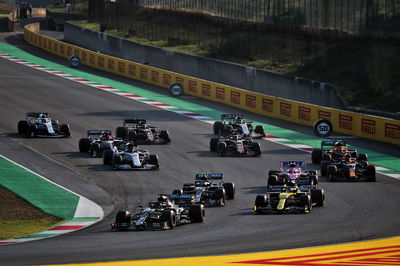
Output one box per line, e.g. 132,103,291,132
240,186,266,195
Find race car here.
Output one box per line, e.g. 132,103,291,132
311,140,358,165
115,119,171,144
109,143,159,170
210,135,261,157
17,112,70,137
213,114,265,138
175,173,235,207
79,130,125,160
325,155,376,182
111,194,204,230
267,161,319,189
253,183,325,214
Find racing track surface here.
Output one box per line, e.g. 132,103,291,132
0,41,400,266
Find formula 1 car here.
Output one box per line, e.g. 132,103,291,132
17,112,70,137
175,173,235,207
79,130,125,160
210,135,261,157
311,140,358,165
111,194,204,230
109,143,159,170
267,161,319,188
115,119,171,144
253,184,325,214
213,114,265,138
325,156,376,182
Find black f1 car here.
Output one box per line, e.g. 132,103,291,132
116,119,171,144
312,140,358,165
111,194,204,230
108,143,159,170
213,114,265,138
79,130,125,161
253,184,325,214
210,135,261,157
176,173,235,207
325,156,376,182
267,161,319,188
17,112,70,137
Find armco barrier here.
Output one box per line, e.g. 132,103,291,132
24,23,400,146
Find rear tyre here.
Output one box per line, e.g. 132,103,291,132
254,195,268,213
357,153,368,162
112,155,122,171
309,175,318,185
103,150,114,165
320,160,330,177
217,142,226,156
160,130,171,144
28,125,37,138
213,121,224,135
252,142,261,157
79,138,91,152
311,149,323,164
161,210,176,229
116,127,127,139
148,154,159,169
60,124,70,136
254,125,265,136
210,138,219,152
17,120,29,135
311,189,325,207
189,204,205,223
299,194,312,213
327,165,337,181
267,175,278,188
223,182,235,199
366,165,376,182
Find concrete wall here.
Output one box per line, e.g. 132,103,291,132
64,22,345,109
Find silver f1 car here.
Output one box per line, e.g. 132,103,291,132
110,143,159,170
111,194,204,230
17,112,70,137
176,173,235,207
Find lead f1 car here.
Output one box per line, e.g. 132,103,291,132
115,119,171,144
111,194,204,230
253,184,324,214
213,114,265,138
176,173,235,207
210,135,261,157
17,112,70,137
109,143,159,170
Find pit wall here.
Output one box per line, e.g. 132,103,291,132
24,23,400,145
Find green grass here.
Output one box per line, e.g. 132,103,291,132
0,220,64,240
48,2,88,15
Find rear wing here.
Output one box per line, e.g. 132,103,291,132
87,129,111,136
168,194,194,200
321,140,346,148
123,119,146,126
195,173,224,180
280,161,306,168
26,112,48,118
221,114,243,120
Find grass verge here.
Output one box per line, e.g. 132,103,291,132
0,186,62,240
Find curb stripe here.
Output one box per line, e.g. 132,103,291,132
2,53,399,182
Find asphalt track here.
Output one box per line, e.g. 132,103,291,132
0,35,399,266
